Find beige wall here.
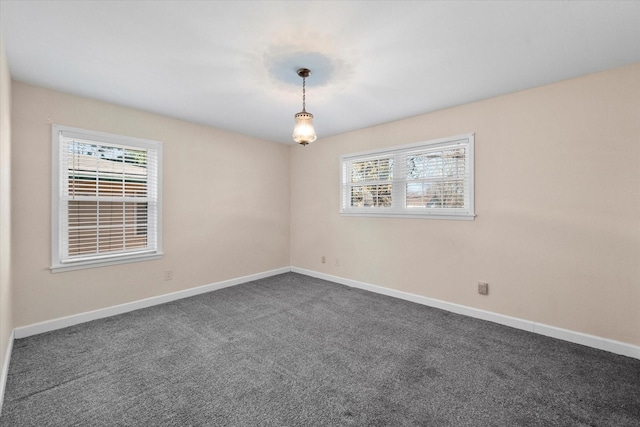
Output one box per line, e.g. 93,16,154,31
6,64,640,349
11,82,290,327
0,38,12,392
291,64,640,346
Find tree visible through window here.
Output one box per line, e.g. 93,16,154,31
405,147,467,209
341,134,474,219
349,157,393,208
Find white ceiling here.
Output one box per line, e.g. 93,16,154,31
1,1,639,144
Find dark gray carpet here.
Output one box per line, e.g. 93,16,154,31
1,272,639,426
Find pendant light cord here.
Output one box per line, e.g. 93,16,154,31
302,76,306,112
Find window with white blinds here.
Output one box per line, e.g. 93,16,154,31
340,134,475,220
52,125,162,272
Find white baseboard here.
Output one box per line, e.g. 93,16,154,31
291,267,640,360
10,266,640,361
14,267,291,339
0,329,14,416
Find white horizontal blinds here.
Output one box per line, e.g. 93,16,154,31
399,140,470,212
348,156,394,208
341,134,474,218
59,133,158,262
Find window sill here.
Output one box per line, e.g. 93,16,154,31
340,211,476,221
51,252,163,273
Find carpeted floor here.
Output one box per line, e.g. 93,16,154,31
1,272,639,426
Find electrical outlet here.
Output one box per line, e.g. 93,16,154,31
321,256,326,264
478,282,488,295
165,270,174,281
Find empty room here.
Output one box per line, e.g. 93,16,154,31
1,1,639,425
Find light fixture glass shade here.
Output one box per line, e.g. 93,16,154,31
292,111,317,146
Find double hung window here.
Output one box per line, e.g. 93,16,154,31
52,125,162,272
340,134,474,220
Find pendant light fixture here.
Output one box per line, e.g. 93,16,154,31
292,68,317,146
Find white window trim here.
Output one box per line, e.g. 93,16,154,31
340,133,475,220
51,125,163,272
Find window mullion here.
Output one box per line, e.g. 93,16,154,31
392,153,404,211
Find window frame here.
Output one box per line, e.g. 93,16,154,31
340,133,475,220
51,125,163,272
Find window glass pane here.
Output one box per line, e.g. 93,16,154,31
378,158,393,181
67,200,149,258
350,186,364,207
407,152,444,179
443,147,466,177
351,158,393,183
68,228,97,256
362,185,376,206
351,161,364,183
363,161,376,181
376,184,392,207
350,184,393,207
406,182,424,207
405,147,467,208
427,183,443,208
101,202,126,225
405,180,466,208
361,184,392,207
68,200,97,227
406,182,442,207
125,181,147,196
65,142,149,198
439,180,465,208
134,202,148,237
